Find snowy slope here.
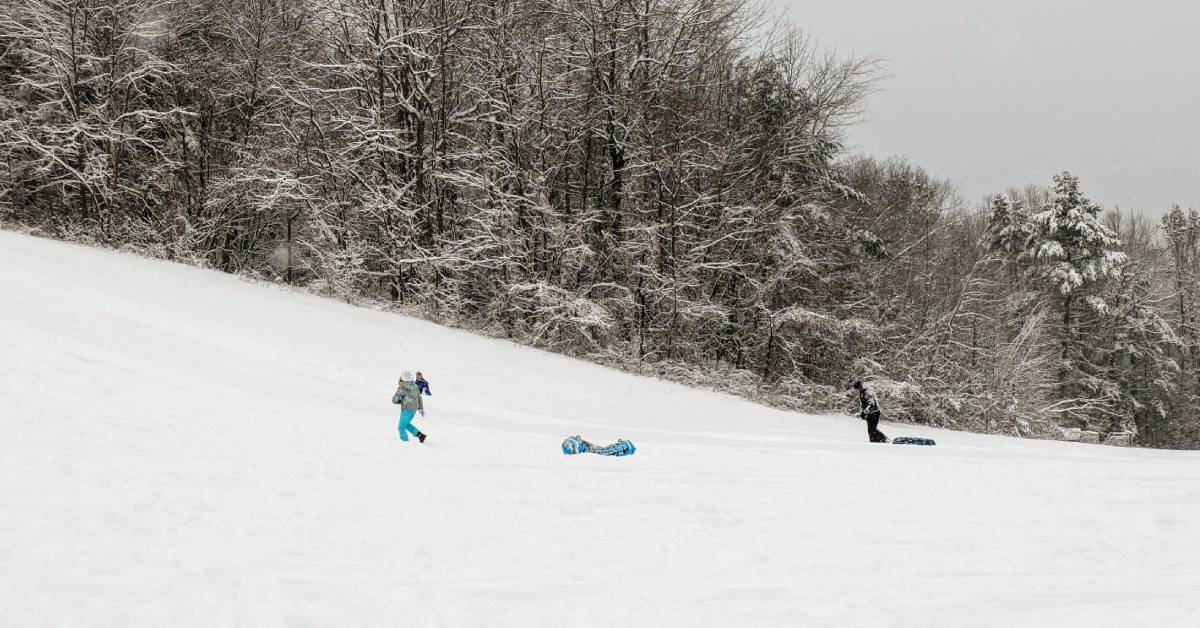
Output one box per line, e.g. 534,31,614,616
2,229,1198,628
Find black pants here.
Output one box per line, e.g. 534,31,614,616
865,412,888,443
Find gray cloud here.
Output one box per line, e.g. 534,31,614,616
771,0,1200,213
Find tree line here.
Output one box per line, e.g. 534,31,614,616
2,0,1197,447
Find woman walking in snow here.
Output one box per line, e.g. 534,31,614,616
393,371,427,443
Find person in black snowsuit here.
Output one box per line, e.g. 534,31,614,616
851,381,889,443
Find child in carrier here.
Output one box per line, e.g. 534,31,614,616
415,371,432,396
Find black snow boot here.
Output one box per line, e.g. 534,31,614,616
417,432,427,443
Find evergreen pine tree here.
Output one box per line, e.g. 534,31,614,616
1025,172,1127,427
986,194,1034,256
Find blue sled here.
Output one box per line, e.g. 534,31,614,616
562,435,636,457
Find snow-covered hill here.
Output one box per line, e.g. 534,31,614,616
2,229,1198,628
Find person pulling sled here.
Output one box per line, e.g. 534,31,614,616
393,371,427,443
851,380,889,443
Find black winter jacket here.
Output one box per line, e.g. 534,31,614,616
858,386,881,419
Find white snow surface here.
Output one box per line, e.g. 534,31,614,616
2,230,1199,628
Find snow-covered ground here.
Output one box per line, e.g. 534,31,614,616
2,229,1198,628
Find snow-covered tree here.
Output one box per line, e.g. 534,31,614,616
986,194,1034,256
1020,173,1126,426
0,0,185,236
1161,206,1200,349
1026,172,1126,313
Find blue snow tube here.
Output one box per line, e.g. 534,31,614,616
561,436,635,456
892,437,936,446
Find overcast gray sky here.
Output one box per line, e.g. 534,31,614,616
770,0,1200,213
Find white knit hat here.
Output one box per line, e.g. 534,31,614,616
400,370,413,382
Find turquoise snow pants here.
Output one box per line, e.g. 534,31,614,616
398,410,421,441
